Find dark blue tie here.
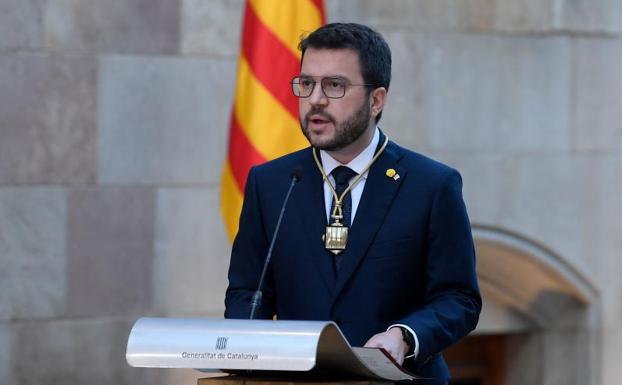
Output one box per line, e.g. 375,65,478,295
329,166,357,272
330,166,357,226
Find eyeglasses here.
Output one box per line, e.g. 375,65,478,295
291,76,377,99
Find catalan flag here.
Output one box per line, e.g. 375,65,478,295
221,0,326,240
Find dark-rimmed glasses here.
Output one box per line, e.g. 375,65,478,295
291,76,377,99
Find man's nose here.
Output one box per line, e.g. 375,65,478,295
308,82,328,106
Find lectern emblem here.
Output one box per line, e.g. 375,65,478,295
215,337,228,350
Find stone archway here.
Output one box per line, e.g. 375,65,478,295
446,224,601,385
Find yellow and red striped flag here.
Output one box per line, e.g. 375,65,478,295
221,0,326,240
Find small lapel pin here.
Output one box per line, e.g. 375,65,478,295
386,168,400,180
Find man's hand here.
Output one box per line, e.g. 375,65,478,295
364,327,410,365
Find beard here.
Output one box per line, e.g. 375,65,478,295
300,98,371,152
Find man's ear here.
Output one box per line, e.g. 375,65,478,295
369,87,387,119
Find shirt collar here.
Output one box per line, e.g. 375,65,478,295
319,127,380,179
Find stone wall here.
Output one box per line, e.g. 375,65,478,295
0,1,620,384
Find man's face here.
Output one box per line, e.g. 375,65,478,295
298,48,373,152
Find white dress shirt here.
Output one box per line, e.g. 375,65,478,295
320,127,380,223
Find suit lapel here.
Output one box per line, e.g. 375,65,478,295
333,141,406,298
294,149,336,295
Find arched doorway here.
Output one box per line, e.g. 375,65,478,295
445,224,600,385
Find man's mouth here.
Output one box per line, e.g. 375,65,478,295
306,114,333,127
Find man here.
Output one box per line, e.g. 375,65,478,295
225,23,481,384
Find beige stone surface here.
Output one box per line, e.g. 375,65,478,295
0,188,66,320
377,30,427,151
327,0,495,32
0,322,16,385
446,34,570,151
66,187,156,317
501,154,620,280
560,0,622,34
494,0,555,32
505,334,541,385
541,329,591,385
381,32,573,152
0,0,44,50
602,321,622,385
44,0,180,54
181,0,244,58
433,152,621,283
98,55,234,184
11,318,161,385
0,53,97,184
573,37,622,151
153,187,230,316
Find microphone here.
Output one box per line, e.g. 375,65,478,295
249,168,303,319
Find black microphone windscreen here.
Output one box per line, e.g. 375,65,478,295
291,167,303,181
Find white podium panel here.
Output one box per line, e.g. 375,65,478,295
126,318,417,381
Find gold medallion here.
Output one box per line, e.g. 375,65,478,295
325,223,348,255
312,134,389,254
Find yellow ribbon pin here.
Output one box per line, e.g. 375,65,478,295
386,168,399,180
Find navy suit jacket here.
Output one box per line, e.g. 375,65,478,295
225,135,481,380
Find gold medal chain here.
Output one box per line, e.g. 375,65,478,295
312,135,389,219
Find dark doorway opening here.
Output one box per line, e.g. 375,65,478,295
446,335,505,385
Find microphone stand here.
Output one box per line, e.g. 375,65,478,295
249,170,301,319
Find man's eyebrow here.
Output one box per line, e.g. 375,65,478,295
298,73,351,81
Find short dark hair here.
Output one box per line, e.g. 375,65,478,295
299,23,392,122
